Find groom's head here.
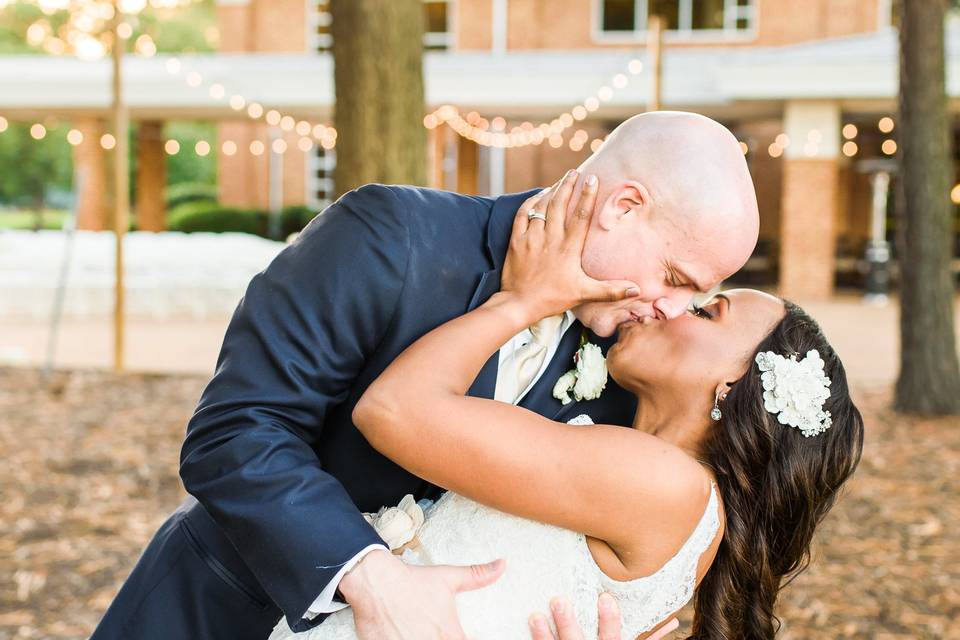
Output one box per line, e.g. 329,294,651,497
569,111,760,337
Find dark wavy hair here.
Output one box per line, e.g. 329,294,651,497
688,302,864,639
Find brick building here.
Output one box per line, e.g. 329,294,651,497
9,0,957,298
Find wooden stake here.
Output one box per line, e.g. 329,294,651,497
111,1,128,373
647,15,663,111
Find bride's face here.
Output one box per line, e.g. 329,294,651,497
607,289,785,394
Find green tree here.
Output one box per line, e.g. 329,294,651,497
894,0,960,414
161,121,217,187
331,0,427,196
0,0,215,54
0,122,73,227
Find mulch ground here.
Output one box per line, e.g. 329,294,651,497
1,368,957,640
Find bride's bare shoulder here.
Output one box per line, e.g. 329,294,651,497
587,423,722,579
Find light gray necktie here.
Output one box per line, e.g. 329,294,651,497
495,314,565,404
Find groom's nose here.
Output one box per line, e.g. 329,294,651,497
653,293,691,321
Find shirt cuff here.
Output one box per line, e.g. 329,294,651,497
303,544,390,620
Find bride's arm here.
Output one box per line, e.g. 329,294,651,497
353,171,707,548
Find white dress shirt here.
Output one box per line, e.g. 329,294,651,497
303,310,577,620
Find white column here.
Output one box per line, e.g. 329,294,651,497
488,145,505,196
492,0,507,53
778,100,842,300
782,100,841,160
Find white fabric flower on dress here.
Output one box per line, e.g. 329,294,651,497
553,342,608,405
363,494,425,551
755,349,832,437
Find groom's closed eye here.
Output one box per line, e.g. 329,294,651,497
668,263,710,294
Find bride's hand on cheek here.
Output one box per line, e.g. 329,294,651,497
500,169,640,319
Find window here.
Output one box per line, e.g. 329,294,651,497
424,1,453,50
307,146,336,211
308,0,452,53
309,0,332,52
599,0,755,37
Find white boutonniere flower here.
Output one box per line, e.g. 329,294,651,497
363,494,425,552
553,331,608,405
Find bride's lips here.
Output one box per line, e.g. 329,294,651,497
616,312,644,333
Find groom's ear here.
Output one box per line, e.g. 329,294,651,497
597,180,651,231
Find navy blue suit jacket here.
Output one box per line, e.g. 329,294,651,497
178,184,638,631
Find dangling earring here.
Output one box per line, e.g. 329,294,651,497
710,391,726,421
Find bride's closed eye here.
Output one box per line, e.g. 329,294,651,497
689,303,715,320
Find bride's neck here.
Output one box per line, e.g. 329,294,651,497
631,387,710,460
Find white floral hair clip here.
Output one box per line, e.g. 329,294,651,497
755,349,833,437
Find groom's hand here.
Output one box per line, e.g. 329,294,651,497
339,548,505,639
528,593,680,640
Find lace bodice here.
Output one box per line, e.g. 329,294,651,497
269,417,721,640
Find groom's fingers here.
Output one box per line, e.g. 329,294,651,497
528,613,554,640
647,618,680,640
596,592,622,640
437,558,506,593
549,597,585,640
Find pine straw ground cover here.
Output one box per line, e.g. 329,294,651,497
0,368,957,640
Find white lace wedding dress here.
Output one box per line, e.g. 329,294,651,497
269,417,720,640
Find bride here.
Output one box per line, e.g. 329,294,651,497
271,172,864,640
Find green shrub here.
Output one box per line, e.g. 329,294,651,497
281,205,318,236
165,182,218,211
166,200,320,238
167,201,264,235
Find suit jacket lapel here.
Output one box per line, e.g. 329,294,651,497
465,188,544,401
518,320,584,420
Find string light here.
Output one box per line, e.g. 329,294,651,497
951,184,960,205
30,123,46,139
100,133,116,149
882,139,897,155
425,56,645,149
842,124,858,139
842,141,858,157
222,140,237,156
67,128,83,145
195,140,210,156
878,117,895,133
164,139,179,155
774,133,790,148
167,57,343,153
0,116,7,132
166,50,650,155
768,143,783,158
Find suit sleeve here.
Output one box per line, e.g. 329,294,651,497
179,184,409,630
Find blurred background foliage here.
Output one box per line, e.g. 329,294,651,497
0,0,220,229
